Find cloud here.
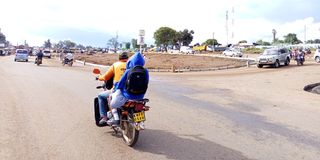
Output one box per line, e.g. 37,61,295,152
0,0,319,46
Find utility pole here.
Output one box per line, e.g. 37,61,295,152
231,7,235,44
272,29,277,43
213,32,215,46
304,25,307,44
212,32,215,50
115,31,118,52
226,10,229,45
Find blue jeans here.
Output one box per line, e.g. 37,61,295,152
98,90,111,117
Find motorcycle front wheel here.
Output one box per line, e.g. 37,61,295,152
122,121,139,147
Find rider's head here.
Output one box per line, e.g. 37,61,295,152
119,52,129,60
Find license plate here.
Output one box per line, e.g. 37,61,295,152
133,112,145,122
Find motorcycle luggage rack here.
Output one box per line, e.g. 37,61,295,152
124,99,149,107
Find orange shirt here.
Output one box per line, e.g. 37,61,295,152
98,60,127,83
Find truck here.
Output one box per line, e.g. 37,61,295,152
192,45,207,53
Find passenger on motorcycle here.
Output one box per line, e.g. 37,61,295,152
97,52,128,125
292,48,298,59
298,49,305,60
107,52,149,126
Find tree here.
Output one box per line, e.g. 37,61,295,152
177,29,194,46
64,40,76,49
5,41,10,47
307,39,314,44
108,37,119,50
154,27,177,52
54,41,64,49
44,39,52,48
256,39,271,46
131,39,138,49
125,42,131,49
273,38,284,44
284,33,302,44
204,39,218,46
315,39,320,43
76,44,85,50
86,45,93,50
238,40,247,43
0,32,6,43
307,39,320,44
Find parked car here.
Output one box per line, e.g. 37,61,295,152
213,47,227,51
180,46,194,54
206,45,214,51
222,48,243,57
43,50,51,58
14,49,29,62
257,48,291,68
314,49,320,63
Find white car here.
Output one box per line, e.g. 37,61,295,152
180,46,194,54
314,49,320,63
43,50,51,58
222,48,243,57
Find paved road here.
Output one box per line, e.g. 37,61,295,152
1,55,320,160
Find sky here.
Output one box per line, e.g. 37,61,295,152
0,0,320,47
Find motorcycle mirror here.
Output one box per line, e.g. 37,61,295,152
93,68,101,74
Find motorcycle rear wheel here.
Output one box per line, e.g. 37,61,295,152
122,121,139,147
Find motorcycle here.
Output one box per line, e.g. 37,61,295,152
92,68,150,147
35,57,42,66
62,58,73,66
296,54,305,66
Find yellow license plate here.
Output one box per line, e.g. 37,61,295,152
133,112,145,122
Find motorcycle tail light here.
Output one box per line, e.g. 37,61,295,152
122,111,128,116
135,104,144,112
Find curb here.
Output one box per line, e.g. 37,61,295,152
75,60,110,68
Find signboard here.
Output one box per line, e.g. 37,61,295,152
138,36,145,45
139,30,145,36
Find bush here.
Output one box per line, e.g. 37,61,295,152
242,48,263,54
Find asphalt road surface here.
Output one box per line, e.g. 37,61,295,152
1,55,320,160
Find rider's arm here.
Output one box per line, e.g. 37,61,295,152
98,64,114,81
